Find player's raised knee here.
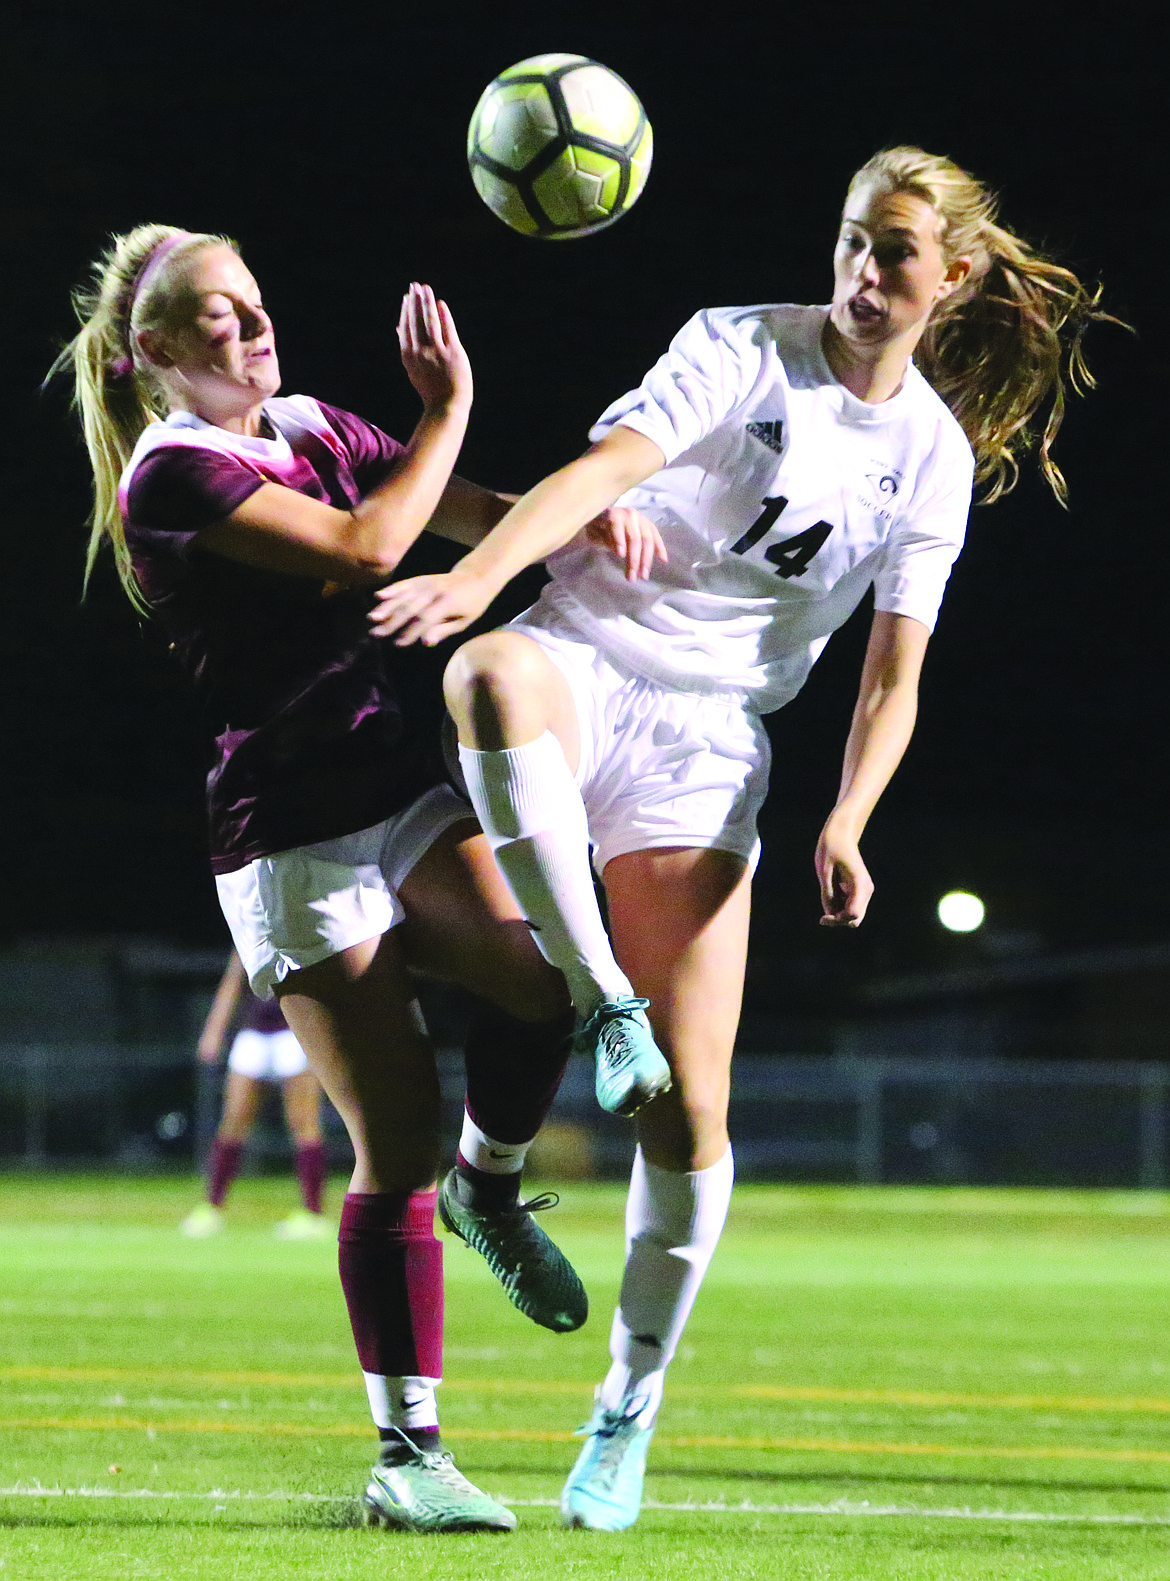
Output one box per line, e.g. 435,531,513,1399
444,632,561,747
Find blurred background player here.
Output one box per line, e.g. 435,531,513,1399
181,949,329,1239
370,145,1120,1530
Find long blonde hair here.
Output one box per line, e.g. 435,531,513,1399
848,147,1123,504
51,225,236,609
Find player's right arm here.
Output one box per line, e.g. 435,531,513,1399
198,951,246,1064
195,284,471,583
368,305,759,645
369,426,666,644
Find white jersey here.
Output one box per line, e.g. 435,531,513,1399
537,303,974,712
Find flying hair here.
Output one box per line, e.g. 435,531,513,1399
49,225,237,609
848,146,1125,505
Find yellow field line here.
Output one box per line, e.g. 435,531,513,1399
3,1415,1170,1465
4,1366,1170,1416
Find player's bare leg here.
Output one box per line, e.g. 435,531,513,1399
610,848,750,1172
444,634,672,1116
446,631,581,763
216,1070,264,1143
561,847,749,1530
277,934,440,1195
281,1069,323,1145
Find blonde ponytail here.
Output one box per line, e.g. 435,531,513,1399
51,225,234,608
848,147,1125,505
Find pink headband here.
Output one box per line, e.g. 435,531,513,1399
109,231,196,381
130,231,195,317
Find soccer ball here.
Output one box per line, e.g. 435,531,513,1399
467,54,653,240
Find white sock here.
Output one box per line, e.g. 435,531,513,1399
458,732,633,1015
458,1115,527,1176
363,1373,440,1433
599,1146,735,1428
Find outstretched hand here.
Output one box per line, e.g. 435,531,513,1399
398,282,472,412
584,506,668,581
815,815,874,928
369,567,493,645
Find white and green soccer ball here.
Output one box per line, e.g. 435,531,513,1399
467,54,653,239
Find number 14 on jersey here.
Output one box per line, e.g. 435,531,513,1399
730,497,833,580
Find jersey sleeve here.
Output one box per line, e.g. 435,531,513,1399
125,446,267,556
588,308,763,464
871,431,974,633
317,402,405,495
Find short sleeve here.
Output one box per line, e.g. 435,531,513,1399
588,308,762,464
317,402,405,495
871,433,973,634
125,446,266,558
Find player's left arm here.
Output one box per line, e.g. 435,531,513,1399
816,610,931,927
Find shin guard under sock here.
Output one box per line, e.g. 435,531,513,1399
338,1190,443,1437
600,1147,735,1427
458,733,633,1015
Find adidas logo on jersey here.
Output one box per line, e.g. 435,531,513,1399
746,420,784,454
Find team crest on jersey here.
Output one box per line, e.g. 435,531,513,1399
858,463,904,521
865,466,901,498
746,420,784,454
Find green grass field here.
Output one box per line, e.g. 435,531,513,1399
2,1175,1169,1579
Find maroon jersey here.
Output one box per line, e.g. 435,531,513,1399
120,397,444,872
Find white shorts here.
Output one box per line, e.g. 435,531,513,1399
226,1028,309,1080
508,607,770,874
215,784,474,999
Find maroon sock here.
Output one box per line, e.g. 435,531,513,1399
295,1142,327,1214
206,1139,243,1207
463,1002,575,1145
337,1191,443,1379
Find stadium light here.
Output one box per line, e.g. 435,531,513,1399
937,890,985,933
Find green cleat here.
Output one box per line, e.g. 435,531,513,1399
364,1434,517,1533
437,1170,588,1333
560,1399,655,1531
576,997,672,1118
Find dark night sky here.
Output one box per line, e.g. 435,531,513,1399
2,12,1163,973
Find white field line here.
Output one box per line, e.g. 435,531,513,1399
0,1486,1167,1525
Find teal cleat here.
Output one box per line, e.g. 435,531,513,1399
576,997,672,1118
560,1401,656,1531
364,1433,517,1533
437,1170,588,1333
